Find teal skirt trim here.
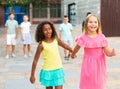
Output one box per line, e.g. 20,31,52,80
39,68,65,86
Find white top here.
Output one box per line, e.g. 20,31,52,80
20,22,31,33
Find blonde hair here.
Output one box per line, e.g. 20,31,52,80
83,14,102,34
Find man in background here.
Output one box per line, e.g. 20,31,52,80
59,15,73,60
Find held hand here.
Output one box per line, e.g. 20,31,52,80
71,54,77,59
30,75,35,84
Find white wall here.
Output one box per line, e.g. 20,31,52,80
61,0,100,25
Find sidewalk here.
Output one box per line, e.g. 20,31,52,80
0,24,120,89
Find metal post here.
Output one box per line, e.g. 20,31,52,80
47,0,50,21
29,3,33,23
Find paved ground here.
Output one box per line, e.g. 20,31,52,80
0,24,120,89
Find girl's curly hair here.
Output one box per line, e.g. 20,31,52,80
35,21,57,43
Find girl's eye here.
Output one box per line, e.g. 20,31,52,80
43,29,47,31
95,21,98,23
88,21,92,23
88,21,98,24
43,29,48,32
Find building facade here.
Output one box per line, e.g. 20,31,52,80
1,0,100,25
0,7,4,26
101,0,120,36
1,0,62,25
29,0,62,24
61,0,100,25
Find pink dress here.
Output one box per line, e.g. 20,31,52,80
75,33,108,89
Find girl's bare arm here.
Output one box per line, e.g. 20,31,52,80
104,46,116,57
57,38,72,52
71,44,81,58
30,43,43,83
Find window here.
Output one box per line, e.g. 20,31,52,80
50,4,61,18
32,1,61,18
33,3,47,18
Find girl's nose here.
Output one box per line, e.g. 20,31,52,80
47,29,51,33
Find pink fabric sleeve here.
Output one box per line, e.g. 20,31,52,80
75,34,108,48
75,35,85,47
100,34,108,47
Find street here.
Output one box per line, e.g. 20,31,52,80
0,24,120,89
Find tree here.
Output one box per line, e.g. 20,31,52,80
0,0,61,12
0,0,37,12
0,0,61,6
0,0,34,6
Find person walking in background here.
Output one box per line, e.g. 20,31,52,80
59,15,73,60
71,14,116,89
4,12,19,59
82,12,91,32
30,21,72,89
19,15,32,58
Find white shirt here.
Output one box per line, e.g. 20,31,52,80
20,22,31,33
